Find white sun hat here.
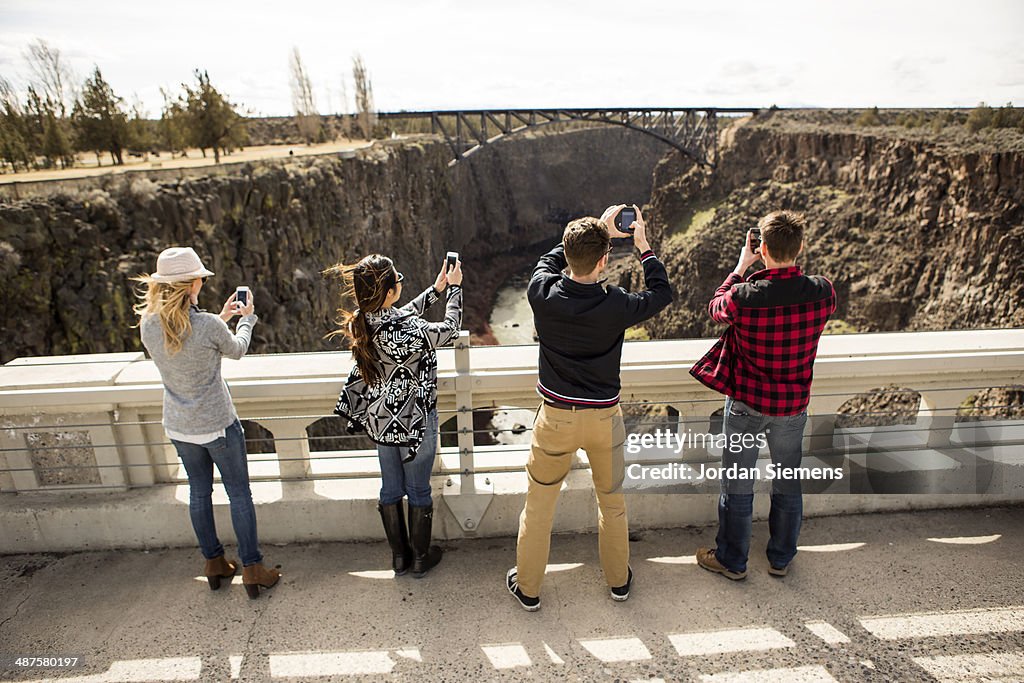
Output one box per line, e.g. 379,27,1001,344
150,247,215,283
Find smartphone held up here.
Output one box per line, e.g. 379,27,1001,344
615,205,638,234
235,286,250,307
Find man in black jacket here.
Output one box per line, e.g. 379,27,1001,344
506,205,673,611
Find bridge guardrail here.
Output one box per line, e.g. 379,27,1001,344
1,329,1022,532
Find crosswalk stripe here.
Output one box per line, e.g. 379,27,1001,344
269,651,395,677
804,621,852,644
860,606,1024,640
481,644,532,669
912,651,1024,682
669,626,795,656
698,665,837,682
579,637,652,662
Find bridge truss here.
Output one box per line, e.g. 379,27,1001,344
377,108,759,167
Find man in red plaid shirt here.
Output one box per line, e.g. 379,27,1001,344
690,210,836,580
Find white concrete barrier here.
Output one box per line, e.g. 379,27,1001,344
0,329,1022,552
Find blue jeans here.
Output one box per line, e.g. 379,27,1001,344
715,397,807,573
171,420,263,566
377,409,438,508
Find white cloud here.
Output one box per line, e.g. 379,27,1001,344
0,0,1021,113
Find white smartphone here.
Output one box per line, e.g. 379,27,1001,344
445,251,459,271
235,286,250,306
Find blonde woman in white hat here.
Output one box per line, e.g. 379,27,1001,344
134,247,281,599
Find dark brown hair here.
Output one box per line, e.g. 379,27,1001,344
758,210,805,262
325,254,400,386
563,217,610,276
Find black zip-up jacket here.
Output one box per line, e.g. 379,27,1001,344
528,244,673,407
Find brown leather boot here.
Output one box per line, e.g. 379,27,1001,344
203,556,238,590
242,563,281,599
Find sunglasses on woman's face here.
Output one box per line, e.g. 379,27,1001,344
201,277,208,284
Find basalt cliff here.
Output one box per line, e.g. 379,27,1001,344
0,128,664,363
640,111,1024,339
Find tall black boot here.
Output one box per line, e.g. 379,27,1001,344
377,502,412,576
408,504,443,578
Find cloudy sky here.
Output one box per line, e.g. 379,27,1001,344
1,0,1021,116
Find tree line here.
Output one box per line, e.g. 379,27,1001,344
0,39,248,172
0,40,380,173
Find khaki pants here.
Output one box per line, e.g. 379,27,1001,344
515,402,628,597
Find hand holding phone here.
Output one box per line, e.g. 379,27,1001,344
615,205,638,234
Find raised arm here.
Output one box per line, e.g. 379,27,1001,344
708,274,743,325
210,314,258,360
421,286,463,348
399,285,441,317
623,248,674,327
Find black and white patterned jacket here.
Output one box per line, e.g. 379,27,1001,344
335,284,463,461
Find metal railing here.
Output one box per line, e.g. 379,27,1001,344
1,329,1023,530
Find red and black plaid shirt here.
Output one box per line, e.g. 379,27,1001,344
690,266,836,416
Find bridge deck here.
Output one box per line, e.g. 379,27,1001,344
1,506,1021,682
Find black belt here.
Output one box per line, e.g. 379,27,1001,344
544,400,610,411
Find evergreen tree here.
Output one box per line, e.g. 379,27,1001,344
72,66,128,165
0,78,34,172
181,70,245,163
42,110,74,168
158,88,189,157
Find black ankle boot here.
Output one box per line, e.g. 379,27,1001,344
408,504,443,578
377,502,412,575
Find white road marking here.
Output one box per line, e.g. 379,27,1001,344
796,542,866,552
481,643,532,669
860,606,1024,640
229,655,242,679
804,621,852,644
647,555,698,564
578,637,652,662
15,657,202,683
926,534,1001,545
912,651,1024,682
544,643,565,664
269,651,395,677
669,626,795,657
699,665,837,682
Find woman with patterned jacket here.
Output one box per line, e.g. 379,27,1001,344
331,254,463,578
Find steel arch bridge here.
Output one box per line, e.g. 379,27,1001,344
377,108,760,168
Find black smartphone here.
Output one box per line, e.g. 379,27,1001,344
445,251,458,271
236,286,249,306
616,206,637,234
750,228,762,252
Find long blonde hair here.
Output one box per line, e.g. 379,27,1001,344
133,276,195,355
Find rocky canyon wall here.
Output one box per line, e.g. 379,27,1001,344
0,127,665,362
643,114,1024,340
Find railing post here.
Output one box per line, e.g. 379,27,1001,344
88,413,128,489
455,330,474,492
270,418,314,480
0,421,37,491
443,330,493,533
113,408,155,487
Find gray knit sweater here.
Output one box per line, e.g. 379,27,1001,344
140,308,257,435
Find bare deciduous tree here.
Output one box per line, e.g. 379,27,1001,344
352,53,376,140
23,38,76,116
289,47,320,145
338,76,353,139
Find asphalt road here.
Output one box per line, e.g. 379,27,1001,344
1,506,1022,682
